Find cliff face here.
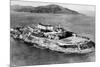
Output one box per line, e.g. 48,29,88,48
11,4,80,14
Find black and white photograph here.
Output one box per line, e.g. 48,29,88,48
10,0,95,66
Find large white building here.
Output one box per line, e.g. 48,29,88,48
37,23,54,31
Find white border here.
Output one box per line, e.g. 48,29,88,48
0,0,99,67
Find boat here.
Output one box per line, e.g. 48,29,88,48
10,23,95,54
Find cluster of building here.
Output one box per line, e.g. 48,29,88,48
11,23,75,40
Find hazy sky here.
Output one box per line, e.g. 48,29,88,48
11,0,95,16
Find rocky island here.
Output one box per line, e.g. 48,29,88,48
10,23,95,54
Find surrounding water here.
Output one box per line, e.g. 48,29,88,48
10,11,95,66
